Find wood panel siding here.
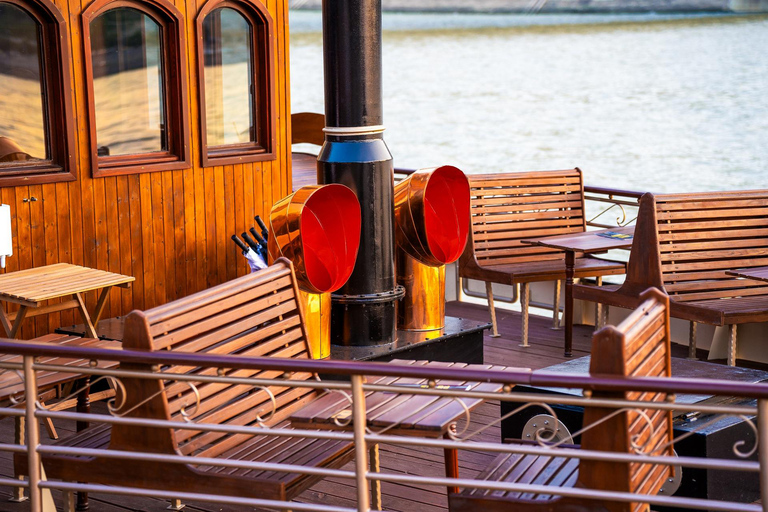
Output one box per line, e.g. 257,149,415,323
0,0,292,339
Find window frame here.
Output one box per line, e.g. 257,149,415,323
82,0,190,178
0,0,76,187
196,0,275,167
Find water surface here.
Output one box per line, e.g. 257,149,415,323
290,12,768,192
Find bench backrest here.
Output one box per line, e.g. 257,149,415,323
620,191,768,302
461,169,586,268
580,287,673,512
112,259,315,457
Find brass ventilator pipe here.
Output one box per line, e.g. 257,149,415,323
268,184,361,358
393,165,470,331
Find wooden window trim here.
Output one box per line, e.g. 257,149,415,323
196,0,276,168
0,0,76,187
82,0,191,178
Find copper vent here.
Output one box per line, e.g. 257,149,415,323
394,165,470,331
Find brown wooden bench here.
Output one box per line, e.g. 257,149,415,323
459,169,625,347
449,287,674,512
15,259,355,508
574,190,768,366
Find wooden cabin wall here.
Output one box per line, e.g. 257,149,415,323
0,0,292,339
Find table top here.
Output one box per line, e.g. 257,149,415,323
290,360,513,436
521,226,634,254
0,263,134,305
726,266,768,283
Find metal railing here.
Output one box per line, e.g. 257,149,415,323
0,340,766,512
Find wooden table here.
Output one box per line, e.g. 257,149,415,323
291,360,511,507
726,267,768,282
522,227,634,357
0,263,134,339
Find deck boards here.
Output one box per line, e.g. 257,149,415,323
0,303,698,511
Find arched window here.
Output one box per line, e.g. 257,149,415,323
197,0,274,166
0,0,75,185
83,0,190,177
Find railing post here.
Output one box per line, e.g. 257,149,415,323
758,398,768,512
351,374,371,512
23,355,42,512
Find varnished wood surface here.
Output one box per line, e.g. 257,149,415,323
727,266,768,283
0,303,596,512
0,0,292,341
458,170,626,284
291,360,508,435
450,290,673,512
0,302,748,511
521,226,634,254
578,191,768,331
21,260,356,502
0,263,133,303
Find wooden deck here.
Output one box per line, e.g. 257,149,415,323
0,302,704,511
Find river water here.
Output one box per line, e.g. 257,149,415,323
289,12,768,193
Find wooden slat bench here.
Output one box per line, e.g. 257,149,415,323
449,287,674,512
15,259,355,508
459,169,625,347
574,190,768,366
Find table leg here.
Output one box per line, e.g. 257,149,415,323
5,306,28,339
564,251,575,358
0,304,12,337
369,444,382,510
73,293,98,339
443,432,460,495
91,287,112,328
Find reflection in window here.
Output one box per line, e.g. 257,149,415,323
203,7,253,147
0,2,47,162
90,8,165,156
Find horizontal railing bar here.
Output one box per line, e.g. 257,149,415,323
25,408,757,474
37,410,356,441
0,408,27,418
28,363,353,391
0,477,28,489
18,363,759,417
39,446,356,479
584,185,646,199
371,472,758,512
364,434,760,472
360,384,758,416
2,340,768,398
583,195,640,207
0,442,27,453
40,481,354,512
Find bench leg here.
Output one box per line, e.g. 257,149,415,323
369,444,382,510
520,283,530,348
167,498,185,510
594,277,603,330
443,431,460,495
485,282,500,338
551,280,562,330
688,322,698,360
64,491,75,512
10,416,27,502
728,325,737,367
